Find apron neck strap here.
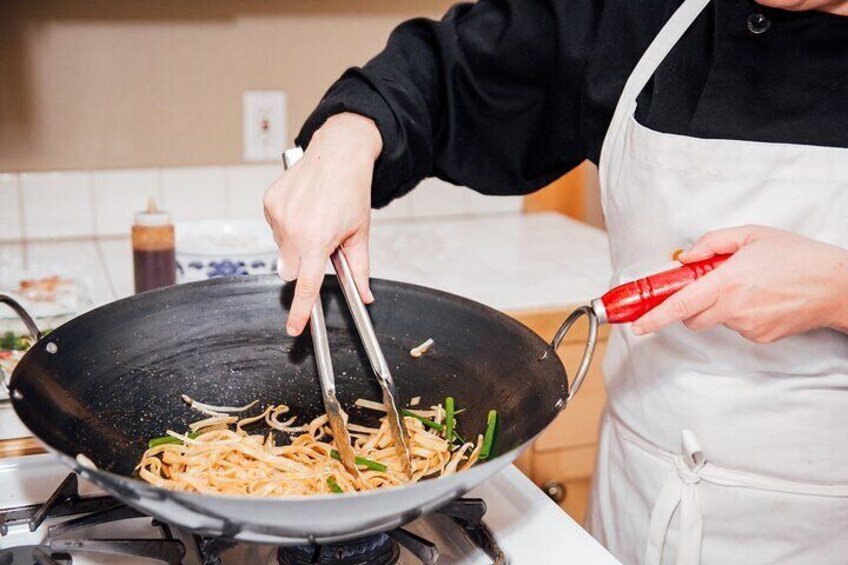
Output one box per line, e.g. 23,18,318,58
599,0,711,187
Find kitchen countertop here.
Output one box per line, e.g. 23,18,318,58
0,212,611,317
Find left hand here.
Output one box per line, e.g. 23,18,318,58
632,225,848,343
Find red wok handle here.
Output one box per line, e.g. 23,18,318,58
551,254,730,404
593,254,731,324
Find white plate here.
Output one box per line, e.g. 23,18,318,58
0,270,92,320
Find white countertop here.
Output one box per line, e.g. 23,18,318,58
0,212,611,317
471,465,620,563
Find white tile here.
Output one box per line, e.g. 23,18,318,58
463,191,524,216
533,276,608,308
20,171,94,239
0,174,22,241
93,169,162,236
408,177,466,218
97,238,134,300
0,243,24,272
225,164,282,222
370,260,433,286
428,254,505,290
371,196,412,223
162,167,227,222
451,283,556,311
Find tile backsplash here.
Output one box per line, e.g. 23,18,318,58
0,164,524,242
0,174,22,241
21,171,95,239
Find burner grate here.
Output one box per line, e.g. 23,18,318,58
0,474,119,536
2,470,508,565
1,472,186,565
0,545,72,565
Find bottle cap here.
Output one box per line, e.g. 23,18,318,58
134,197,171,227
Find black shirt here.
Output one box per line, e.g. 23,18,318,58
296,0,848,208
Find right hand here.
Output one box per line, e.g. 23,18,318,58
263,113,382,336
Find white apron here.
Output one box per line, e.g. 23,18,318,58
585,0,848,563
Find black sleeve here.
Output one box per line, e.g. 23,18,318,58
296,0,604,208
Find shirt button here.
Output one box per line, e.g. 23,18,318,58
746,13,771,35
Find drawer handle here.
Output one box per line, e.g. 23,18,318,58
542,480,567,503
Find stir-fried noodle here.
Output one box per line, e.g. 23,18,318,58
136,398,487,496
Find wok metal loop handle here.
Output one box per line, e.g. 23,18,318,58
551,305,598,403
0,293,42,341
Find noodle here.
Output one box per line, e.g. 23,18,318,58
136,400,486,496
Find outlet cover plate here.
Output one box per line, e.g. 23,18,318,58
243,91,287,162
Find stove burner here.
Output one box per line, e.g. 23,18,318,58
0,473,185,565
0,545,71,565
276,533,400,565
2,470,506,565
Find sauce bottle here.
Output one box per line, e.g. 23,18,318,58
132,198,176,293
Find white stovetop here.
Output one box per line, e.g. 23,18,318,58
0,454,620,564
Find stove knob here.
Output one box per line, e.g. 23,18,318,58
542,480,566,503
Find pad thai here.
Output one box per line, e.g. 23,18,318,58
136,395,497,496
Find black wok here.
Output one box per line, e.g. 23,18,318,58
2,275,596,544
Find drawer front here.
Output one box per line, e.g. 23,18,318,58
533,443,597,482
532,446,597,524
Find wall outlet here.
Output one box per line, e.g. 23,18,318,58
242,91,287,162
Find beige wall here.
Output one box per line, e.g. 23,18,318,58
0,0,454,172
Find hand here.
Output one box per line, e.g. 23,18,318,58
632,225,848,343
263,113,382,336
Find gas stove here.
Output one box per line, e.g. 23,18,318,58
0,454,619,565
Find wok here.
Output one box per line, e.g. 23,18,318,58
2,275,596,544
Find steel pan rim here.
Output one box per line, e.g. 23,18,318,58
9,274,564,391
43,443,525,544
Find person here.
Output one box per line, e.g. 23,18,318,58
263,0,848,562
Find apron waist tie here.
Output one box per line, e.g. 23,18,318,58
624,423,848,565
645,430,705,565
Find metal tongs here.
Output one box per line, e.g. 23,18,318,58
283,148,413,479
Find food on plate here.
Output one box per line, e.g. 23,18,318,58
0,331,36,352
0,350,25,385
0,330,49,387
17,276,74,302
136,395,498,496
1,272,88,319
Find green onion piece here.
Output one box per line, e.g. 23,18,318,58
148,436,180,448
147,431,199,449
444,397,455,442
327,476,343,494
402,409,442,431
330,450,388,473
403,409,465,444
479,410,498,461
